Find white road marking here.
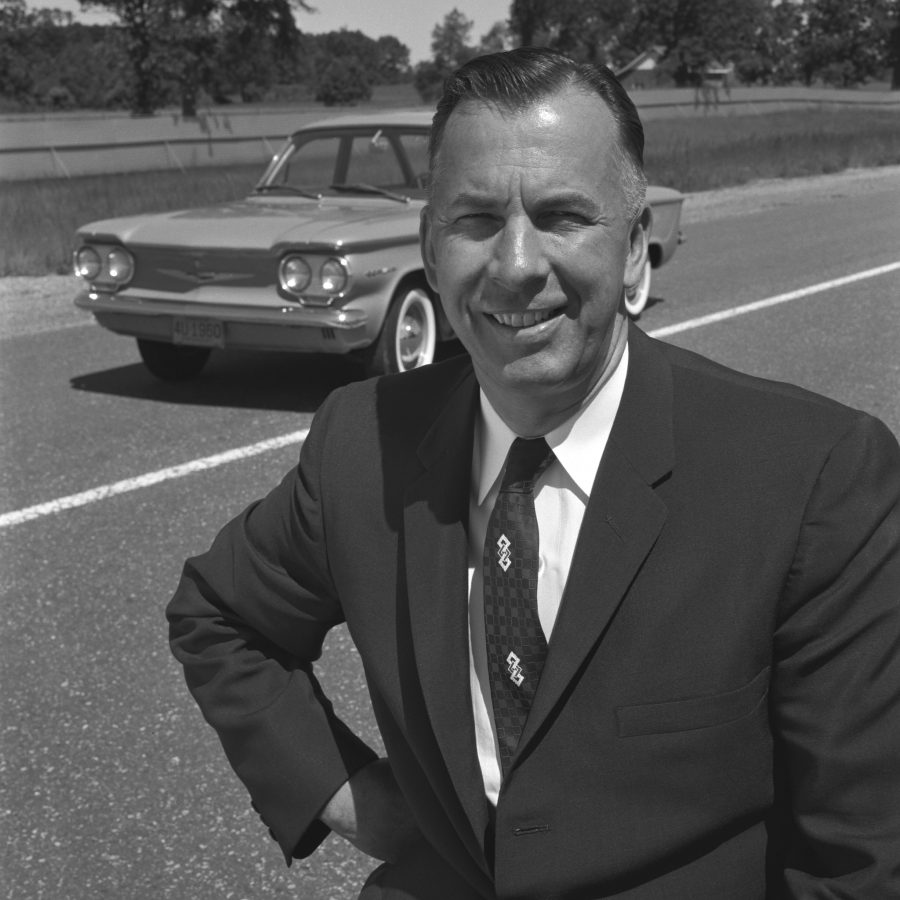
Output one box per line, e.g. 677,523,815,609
648,261,900,338
2,261,898,530
0,429,309,529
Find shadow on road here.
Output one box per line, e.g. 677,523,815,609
70,343,468,413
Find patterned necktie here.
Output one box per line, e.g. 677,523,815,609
483,436,554,777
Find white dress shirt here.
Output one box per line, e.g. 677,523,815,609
467,344,629,804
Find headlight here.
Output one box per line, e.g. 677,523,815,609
74,244,134,288
319,258,348,295
106,247,134,283
74,246,102,280
279,255,312,294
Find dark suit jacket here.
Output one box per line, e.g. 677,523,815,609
167,325,900,898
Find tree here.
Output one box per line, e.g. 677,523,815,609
412,8,479,103
78,0,171,114
478,21,511,54
81,0,312,115
430,7,477,70
0,1,65,105
0,3,131,109
301,29,408,103
736,0,803,85
212,1,307,102
509,0,638,66
315,57,372,105
624,0,768,86
412,60,445,102
891,10,900,88
509,0,554,47
375,35,412,83
796,0,898,87
318,28,381,78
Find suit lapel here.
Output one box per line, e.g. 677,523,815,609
402,364,491,863
517,326,675,760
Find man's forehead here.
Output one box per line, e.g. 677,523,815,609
430,88,620,191
444,87,611,134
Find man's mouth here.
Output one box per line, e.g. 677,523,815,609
489,307,563,328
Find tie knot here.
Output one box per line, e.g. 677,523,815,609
501,437,553,493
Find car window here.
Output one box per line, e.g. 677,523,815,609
279,135,341,188
397,132,431,188
260,127,432,196
345,131,407,188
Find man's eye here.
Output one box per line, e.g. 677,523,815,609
540,211,586,227
454,213,500,235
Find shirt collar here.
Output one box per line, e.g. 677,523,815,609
474,341,629,505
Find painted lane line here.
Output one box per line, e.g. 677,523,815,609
2,261,898,530
648,261,900,339
0,429,309,530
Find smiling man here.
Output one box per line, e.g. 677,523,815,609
420,82,647,437
168,49,900,899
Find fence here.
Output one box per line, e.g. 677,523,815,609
2,90,897,182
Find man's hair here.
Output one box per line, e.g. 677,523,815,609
428,47,648,218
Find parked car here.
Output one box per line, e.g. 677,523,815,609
73,111,684,381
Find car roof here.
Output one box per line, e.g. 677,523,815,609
296,109,434,132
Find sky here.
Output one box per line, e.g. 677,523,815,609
34,0,513,64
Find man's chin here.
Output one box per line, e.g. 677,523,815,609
476,353,580,398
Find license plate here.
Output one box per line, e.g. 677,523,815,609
172,316,224,348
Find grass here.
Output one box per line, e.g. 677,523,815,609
2,106,899,276
2,165,262,276
643,107,900,192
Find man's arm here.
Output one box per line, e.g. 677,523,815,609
319,759,423,862
772,413,900,892
166,392,379,862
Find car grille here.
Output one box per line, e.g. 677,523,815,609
132,247,273,293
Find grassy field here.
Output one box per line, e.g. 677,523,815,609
2,106,899,276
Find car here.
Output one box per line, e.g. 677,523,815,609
73,111,684,381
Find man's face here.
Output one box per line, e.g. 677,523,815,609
420,86,649,416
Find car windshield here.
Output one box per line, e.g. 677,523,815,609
256,127,431,199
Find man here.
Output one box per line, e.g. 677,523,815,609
167,49,900,898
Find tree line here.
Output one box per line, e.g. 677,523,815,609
424,0,900,95
0,0,411,114
1,0,897,117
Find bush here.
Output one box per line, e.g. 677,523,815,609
314,58,372,106
45,85,74,109
412,61,447,104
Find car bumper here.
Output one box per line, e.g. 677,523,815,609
74,289,372,354
646,191,685,268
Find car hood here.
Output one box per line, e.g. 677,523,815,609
77,196,423,251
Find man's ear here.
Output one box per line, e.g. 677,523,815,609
419,207,439,293
623,205,652,291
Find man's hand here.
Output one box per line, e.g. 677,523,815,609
319,758,422,862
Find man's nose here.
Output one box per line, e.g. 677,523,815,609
488,217,549,293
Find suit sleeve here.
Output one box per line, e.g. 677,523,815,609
166,390,378,863
772,413,900,893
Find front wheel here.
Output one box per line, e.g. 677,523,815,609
137,338,211,381
365,284,437,376
623,262,651,318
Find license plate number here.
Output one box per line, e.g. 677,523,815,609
172,317,224,347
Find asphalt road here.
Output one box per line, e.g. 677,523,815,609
1,169,899,900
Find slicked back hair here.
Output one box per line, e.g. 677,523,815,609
428,47,648,218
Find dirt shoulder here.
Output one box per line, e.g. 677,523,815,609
681,164,900,225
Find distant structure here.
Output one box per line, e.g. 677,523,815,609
615,46,666,90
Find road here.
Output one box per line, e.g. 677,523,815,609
1,168,899,899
